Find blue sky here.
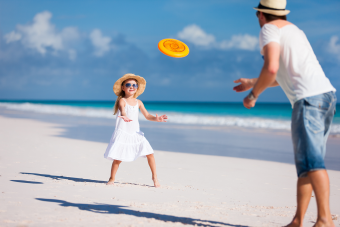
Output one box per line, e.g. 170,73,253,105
0,0,340,102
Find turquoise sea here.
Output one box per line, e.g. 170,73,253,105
0,100,339,133
0,100,339,121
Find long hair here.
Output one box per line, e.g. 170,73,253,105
113,79,138,115
113,90,125,115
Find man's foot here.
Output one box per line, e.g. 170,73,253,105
313,218,335,227
152,178,160,188
106,178,115,185
284,218,303,227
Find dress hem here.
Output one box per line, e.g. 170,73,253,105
105,150,154,162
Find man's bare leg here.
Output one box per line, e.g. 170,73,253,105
285,170,335,227
285,177,313,227
107,160,122,185
308,170,334,227
146,154,160,188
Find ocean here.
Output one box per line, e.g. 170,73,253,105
0,100,339,134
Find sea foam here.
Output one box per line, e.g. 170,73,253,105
1,102,339,134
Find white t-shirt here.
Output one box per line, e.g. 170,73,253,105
259,23,335,106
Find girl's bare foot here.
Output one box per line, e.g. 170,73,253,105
106,178,115,185
152,178,160,188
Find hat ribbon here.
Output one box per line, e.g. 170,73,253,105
257,3,285,11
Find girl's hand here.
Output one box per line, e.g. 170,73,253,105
233,78,256,93
156,114,167,122
118,116,133,122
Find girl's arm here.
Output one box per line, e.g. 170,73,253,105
138,100,167,122
118,99,132,122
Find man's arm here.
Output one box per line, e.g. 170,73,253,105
242,42,280,109
270,80,279,87
252,42,280,97
233,77,278,93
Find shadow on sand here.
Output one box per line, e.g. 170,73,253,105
21,172,106,183
36,198,249,227
11,180,43,184
20,172,153,187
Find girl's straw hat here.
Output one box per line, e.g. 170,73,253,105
113,73,146,98
254,0,290,16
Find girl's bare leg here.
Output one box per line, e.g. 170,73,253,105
107,160,122,185
146,154,160,188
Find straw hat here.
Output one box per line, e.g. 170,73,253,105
254,0,290,16
113,73,146,98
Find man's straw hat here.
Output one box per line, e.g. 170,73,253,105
113,73,146,98
254,0,290,16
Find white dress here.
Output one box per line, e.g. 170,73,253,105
104,98,154,161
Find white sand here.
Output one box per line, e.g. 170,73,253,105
0,115,339,227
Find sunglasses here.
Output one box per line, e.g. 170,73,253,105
256,11,260,17
125,83,138,89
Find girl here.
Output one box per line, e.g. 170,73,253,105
104,73,167,188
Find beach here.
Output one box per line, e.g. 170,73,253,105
2,0,340,226
0,108,340,226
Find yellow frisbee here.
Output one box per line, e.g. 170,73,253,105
158,38,189,58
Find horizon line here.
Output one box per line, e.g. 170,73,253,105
0,99,295,104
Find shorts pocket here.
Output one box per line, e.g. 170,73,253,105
304,100,325,134
304,95,331,111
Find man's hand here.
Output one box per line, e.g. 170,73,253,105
243,96,256,109
156,114,168,122
118,116,132,122
233,78,256,92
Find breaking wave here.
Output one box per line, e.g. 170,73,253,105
1,102,339,134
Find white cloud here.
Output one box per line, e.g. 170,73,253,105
178,24,258,51
178,24,215,47
89,29,112,57
61,27,79,41
4,31,22,43
3,11,79,60
219,34,258,51
328,36,340,60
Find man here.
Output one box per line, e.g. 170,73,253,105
233,0,337,226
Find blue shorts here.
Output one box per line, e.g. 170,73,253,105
291,91,337,178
